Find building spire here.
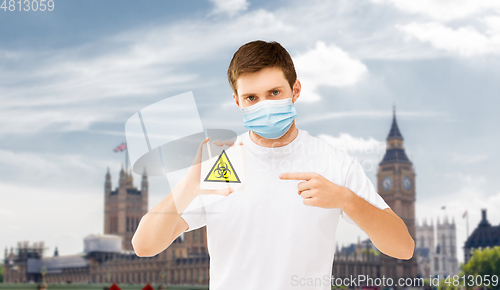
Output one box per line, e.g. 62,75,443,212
125,168,133,186
120,163,126,178
479,209,491,227
387,105,403,140
119,163,127,186
379,105,411,165
105,166,112,194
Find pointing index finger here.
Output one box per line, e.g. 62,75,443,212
279,172,316,180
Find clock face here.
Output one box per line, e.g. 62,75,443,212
382,176,393,191
403,176,412,191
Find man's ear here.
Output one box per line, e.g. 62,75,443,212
292,79,301,104
233,93,240,107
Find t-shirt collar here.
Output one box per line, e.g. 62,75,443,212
241,129,304,157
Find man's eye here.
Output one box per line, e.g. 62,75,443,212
247,96,255,101
272,90,279,96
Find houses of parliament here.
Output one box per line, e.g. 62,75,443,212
3,110,458,286
4,167,210,285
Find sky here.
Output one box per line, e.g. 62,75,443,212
1,0,500,266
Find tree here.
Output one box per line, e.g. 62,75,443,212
459,246,500,289
0,263,4,283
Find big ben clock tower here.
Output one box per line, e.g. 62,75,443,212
377,107,418,283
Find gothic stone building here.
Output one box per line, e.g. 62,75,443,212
104,166,148,251
332,108,419,286
332,237,382,280
376,109,418,281
416,215,459,278
3,168,209,285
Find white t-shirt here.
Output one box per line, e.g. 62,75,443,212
181,129,389,289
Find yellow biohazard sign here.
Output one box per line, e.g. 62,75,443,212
204,150,241,183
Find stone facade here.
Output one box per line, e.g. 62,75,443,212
4,232,208,285
332,238,382,281
104,166,148,252
3,168,208,285
376,109,419,282
416,216,459,278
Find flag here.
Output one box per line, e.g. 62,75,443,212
441,206,446,210
463,210,468,218
113,142,127,152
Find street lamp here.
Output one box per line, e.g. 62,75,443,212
159,269,166,290
38,266,47,290
40,266,46,283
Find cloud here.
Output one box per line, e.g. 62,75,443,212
318,133,385,155
0,9,293,136
0,207,15,218
369,0,500,57
397,20,500,56
451,153,488,164
210,0,249,16
0,148,117,192
0,181,104,255
370,0,500,22
300,109,447,125
318,133,386,174
293,41,368,102
0,148,106,174
443,172,487,187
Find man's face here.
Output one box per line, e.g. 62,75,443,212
233,67,300,109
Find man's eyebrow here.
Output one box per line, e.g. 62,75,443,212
266,86,285,93
240,86,285,97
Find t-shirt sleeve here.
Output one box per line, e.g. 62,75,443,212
180,194,207,232
340,157,390,227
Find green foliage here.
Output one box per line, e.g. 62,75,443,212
459,246,500,289
0,263,4,283
361,248,380,256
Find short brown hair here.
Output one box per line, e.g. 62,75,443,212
227,40,297,96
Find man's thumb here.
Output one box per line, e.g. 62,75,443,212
215,187,234,196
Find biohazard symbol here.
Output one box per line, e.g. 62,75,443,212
204,150,241,183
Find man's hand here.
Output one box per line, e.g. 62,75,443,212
170,137,243,215
279,172,349,209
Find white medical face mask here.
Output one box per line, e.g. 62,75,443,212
241,98,297,139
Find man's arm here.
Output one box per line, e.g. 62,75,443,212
341,188,415,260
132,137,237,257
131,181,195,257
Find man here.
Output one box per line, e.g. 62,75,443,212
132,40,414,289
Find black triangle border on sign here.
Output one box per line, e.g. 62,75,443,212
204,149,241,183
